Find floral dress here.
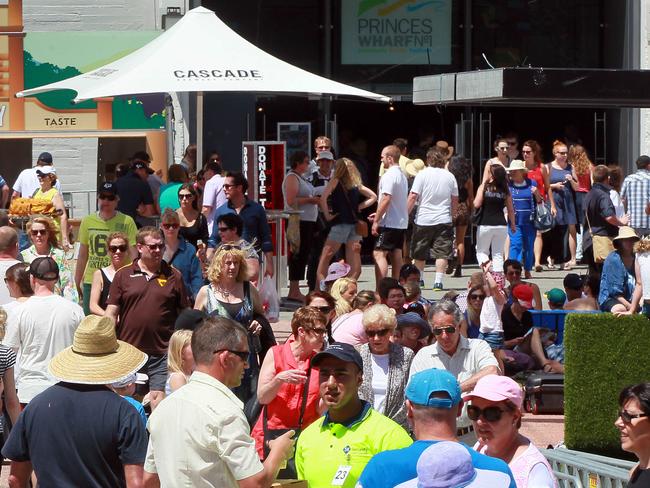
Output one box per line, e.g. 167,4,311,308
21,245,79,303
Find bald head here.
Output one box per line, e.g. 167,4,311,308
0,227,18,257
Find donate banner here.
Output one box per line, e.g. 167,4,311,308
341,0,452,65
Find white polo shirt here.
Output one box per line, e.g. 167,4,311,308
409,336,498,428
378,165,408,229
145,371,263,487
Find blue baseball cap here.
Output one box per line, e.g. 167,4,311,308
312,342,363,372
406,369,461,409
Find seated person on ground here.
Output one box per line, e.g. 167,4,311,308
503,259,542,310
564,273,600,311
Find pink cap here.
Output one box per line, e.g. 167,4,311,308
464,375,523,409
324,262,351,282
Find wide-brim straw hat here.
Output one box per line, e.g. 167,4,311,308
506,159,528,172
405,158,425,177
613,226,640,242
435,140,454,160
49,315,148,385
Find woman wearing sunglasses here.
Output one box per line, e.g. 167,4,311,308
88,231,131,315
305,290,336,345
22,216,78,303
467,375,557,488
175,183,208,250
158,164,188,211
358,304,413,430
616,383,650,487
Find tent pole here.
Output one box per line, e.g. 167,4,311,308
197,91,204,170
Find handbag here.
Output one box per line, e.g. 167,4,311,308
534,201,554,233
585,213,614,263
341,185,368,237
470,206,483,226
262,366,312,479
286,213,301,253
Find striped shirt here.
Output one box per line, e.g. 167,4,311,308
0,344,16,377
621,169,650,229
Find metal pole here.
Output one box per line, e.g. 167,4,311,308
164,94,174,167
197,91,204,170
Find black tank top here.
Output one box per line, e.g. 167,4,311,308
479,186,508,226
629,467,650,487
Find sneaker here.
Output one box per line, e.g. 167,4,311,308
433,282,443,291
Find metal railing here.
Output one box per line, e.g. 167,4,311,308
542,448,634,488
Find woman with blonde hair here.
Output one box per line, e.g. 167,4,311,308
358,304,414,430
89,231,131,315
22,216,78,303
165,329,194,395
330,277,358,317
317,158,377,282
32,167,69,249
570,145,594,264
331,289,380,345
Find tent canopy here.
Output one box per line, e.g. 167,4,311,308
16,7,388,103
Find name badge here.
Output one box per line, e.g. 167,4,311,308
331,465,352,486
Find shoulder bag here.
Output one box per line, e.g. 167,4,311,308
585,212,614,263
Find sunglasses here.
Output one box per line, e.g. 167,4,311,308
467,405,507,423
162,223,180,230
619,409,649,424
109,245,128,252
218,226,234,232
366,328,391,338
214,349,249,361
143,243,165,251
30,229,47,236
497,146,508,151
220,244,241,251
178,193,193,200
556,151,568,156
310,327,328,336
468,294,485,301
432,326,456,336
521,150,533,154
312,305,333,314
98,194,116,201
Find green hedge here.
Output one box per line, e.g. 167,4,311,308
565,313,650,456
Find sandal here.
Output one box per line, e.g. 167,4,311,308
534,265,543,273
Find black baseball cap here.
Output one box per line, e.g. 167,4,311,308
174,309,206,331
312,342,363,371
29,257,59,281
563,273,583,291
37,152,53,164
99,181,117,196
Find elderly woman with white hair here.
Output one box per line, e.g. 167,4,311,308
358,304,414,430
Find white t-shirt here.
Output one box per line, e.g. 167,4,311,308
410,167,458,226
370,353,390,414
202,174,226,234
4,294,84,403
479,296,504,334
378,165,408,229
13,167,61,198
0,259,21,305
638,253,650,300
610,189,625,219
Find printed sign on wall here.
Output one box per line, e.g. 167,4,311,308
341,0,452,65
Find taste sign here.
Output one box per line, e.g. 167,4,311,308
242,141,285,210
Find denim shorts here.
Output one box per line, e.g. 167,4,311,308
478,331,504,350
327,223,361,244
139,354,168,391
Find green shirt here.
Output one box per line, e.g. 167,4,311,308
295,403,412,488
78,212,137,283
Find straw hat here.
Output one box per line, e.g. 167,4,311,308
613,226,640,242
49,315,147,385
435,140,454,160
506,159,527,172
405,158,425,177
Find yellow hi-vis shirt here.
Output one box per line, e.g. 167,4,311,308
295,403,412,488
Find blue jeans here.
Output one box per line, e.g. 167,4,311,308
509,223,536,271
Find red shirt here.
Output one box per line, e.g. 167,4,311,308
108,259,189,355
527,165,547,200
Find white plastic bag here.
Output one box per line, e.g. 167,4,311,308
259,276,280,323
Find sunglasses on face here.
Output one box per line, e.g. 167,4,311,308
467,405,507,423
218,226,234,232
98,194,116,201
214,349,249,361
310,327,328,336
556,151,568,156
162,223,179,230
143,243,165,251
366,328,391,338
619,409,649,424
432,326,456,336
312,305,332,314
30,229,47,236
220,244,241,251
497,146,508,151
468,294,485,301
522,150,533,154
109,245,128,253
178,193,193,200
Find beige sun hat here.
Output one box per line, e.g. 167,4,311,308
49,315,148,385
405,158,425,177
613,226,640,242
506,160,528,172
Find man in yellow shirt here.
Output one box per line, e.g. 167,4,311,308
295,342,412,488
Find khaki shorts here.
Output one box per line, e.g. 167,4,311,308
410,223,454,260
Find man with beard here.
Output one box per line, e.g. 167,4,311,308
295,342,412,488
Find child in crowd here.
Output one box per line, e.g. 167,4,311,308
110,373,148,426
545,288,567,309
398,263,421,286
166,329,194,396
403,281,431,316
478,261,507,371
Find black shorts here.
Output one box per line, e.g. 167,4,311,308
139,354,168,392
410,223,454,260
374,227,405,251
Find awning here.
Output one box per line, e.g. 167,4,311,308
413,68,650,108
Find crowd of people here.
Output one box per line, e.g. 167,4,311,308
0,133,648,487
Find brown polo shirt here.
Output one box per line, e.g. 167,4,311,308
108,259,189,355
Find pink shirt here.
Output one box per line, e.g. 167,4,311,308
331,311,368,346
